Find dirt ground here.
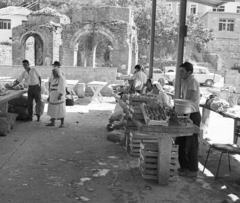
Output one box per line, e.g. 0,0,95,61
0,97,240,203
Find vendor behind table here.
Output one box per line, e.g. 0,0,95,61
132,64,147,93
11,59,41,121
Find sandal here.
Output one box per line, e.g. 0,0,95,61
46,123,55,127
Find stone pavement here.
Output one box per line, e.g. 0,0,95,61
0,97,239,203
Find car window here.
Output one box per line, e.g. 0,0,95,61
153,69,163,73
198,68,207,74
193,69,200,74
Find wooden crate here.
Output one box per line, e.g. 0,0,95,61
139,142,179,181
129,132,158,157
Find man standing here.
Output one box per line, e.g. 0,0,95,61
132,65,147,93
12,60,41,121
175,62,201,177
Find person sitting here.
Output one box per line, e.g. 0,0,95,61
141,78,153,94
151,82,172,107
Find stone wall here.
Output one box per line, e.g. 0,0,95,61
0,65,121,95
0,45,12,65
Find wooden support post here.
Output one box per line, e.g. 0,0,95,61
201,107,211,136
158,135,172,186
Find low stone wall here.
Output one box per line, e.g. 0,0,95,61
0,45,12,65
0,65,122,95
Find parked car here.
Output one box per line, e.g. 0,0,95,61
164,66,176,73
145,68,165,81
165,66,222,87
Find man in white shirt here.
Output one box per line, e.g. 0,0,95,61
13,60,41,121
132,65,147,93
175,62,201,178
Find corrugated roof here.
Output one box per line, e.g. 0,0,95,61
167,0,235,7
0,6,31,16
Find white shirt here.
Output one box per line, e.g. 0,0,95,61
181,75,200,112
18,67,41,86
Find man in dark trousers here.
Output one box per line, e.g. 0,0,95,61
12,60,41,121
175,62,201,177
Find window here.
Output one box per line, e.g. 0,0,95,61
166,3,172,11
213,6,225,12
22,20,27,24
177,3,180,15
237,6,240,13
190,4,197,14
0,19,11,30
219,19,235,31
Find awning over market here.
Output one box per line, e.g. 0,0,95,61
148,0,235,99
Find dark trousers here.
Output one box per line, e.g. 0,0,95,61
175,112,201,172
28,85,40,119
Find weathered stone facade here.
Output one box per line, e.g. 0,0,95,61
12,8,69,66
201,12,240,69
12,6,138,74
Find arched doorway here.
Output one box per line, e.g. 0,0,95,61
94,39,113,67
22,33,44,66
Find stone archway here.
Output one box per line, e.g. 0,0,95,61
93,39,113,67
20,31,44,66
68,25,118,67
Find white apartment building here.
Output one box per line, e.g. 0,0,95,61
0,6,31,42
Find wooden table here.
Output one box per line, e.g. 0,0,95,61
87,81,108,103
200,104,240,144
0,90,27,114
115,95,200,186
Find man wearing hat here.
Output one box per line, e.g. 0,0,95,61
12,59,41,121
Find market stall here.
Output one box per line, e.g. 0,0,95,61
200,86,240,145
112,93,200,186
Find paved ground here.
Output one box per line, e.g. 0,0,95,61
0,96,240,203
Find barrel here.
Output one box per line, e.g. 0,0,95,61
74,83,86,98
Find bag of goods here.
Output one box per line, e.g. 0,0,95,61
0,117,10,136
107,130,125,143
35,98,45,116
210,98,229,112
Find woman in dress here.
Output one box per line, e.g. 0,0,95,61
46,67,66,128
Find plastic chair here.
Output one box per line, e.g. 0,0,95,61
203,130,240,180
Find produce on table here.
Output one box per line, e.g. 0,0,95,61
0,83,10,96
143,104,167,121
4,82,27,91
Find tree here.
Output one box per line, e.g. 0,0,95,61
185,14,215,61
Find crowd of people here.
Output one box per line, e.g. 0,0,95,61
131,62,201,178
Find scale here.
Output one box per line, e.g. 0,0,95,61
169,99,198,125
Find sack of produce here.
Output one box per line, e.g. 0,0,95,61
107,130,125,143
0,113,18,129
112,121,125,130
12,106,28,121
9,95,28,107
35,98,45,116
0,117,10,136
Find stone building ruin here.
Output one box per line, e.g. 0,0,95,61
12,7,138,74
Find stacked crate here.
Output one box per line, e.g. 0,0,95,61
124,95,157,155
129,131,157,157
139,142,179,181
